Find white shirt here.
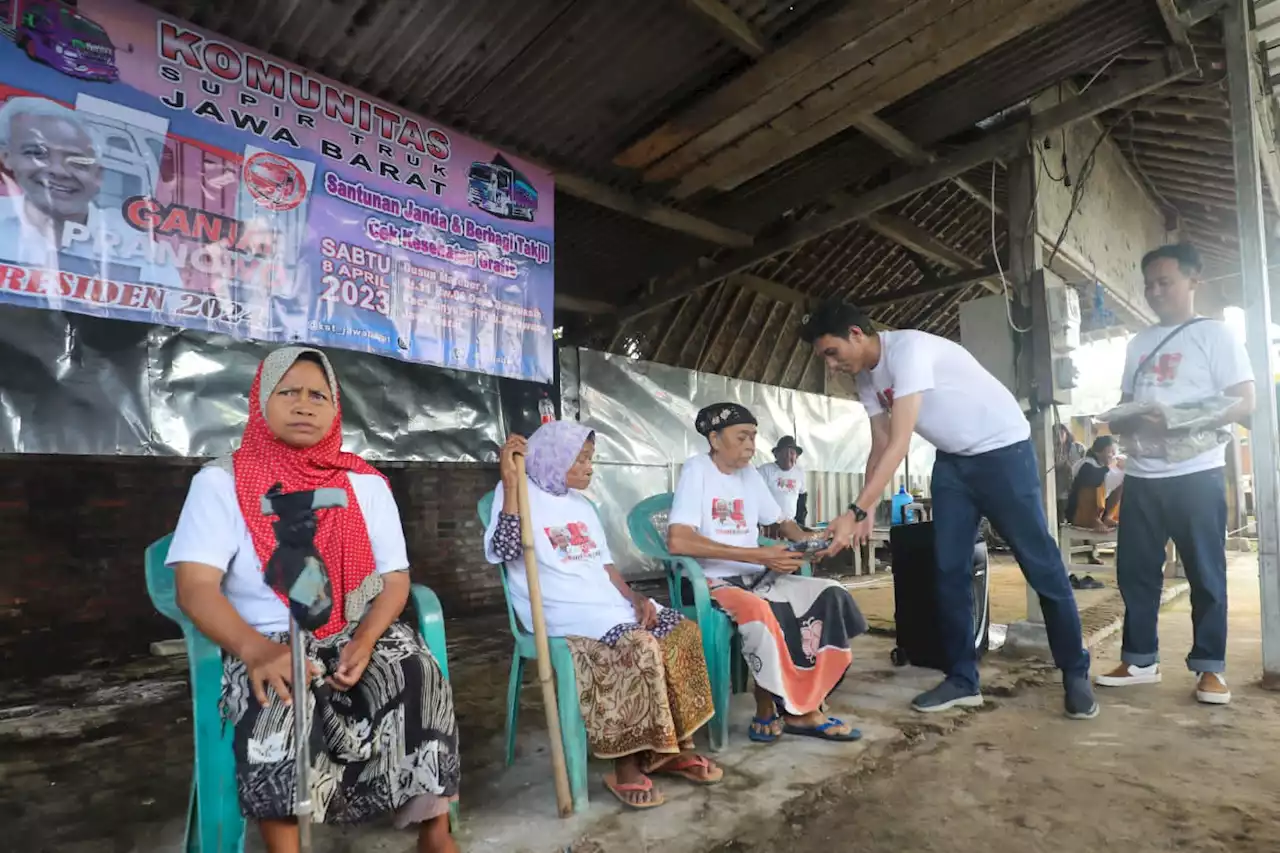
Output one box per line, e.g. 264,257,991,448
757,461,807,522
855,329,1030,456
669,453,782,580
483,482,641,640
166,466,410,634
1121,318,1253,478
0,196,185,292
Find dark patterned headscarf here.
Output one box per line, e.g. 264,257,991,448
695,402,757,437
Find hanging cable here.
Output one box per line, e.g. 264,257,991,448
992,164,1031,334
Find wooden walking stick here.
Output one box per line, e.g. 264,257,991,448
514,453,575,817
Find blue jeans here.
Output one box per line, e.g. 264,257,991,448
1116,469,1228,673
932,440,1090,690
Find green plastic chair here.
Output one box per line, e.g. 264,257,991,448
475,492,590,814
145,534,458,852
626,493,812,751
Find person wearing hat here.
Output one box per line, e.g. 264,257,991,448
759,436,809,527
798,300,1097,722
666,403,869,744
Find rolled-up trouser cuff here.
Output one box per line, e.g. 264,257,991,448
1121,650,1159,667
1186,656,1225,674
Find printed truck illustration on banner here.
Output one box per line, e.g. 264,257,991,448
467,154,538,222
7,0,119,82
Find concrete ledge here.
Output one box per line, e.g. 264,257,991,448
1001,580,1191,663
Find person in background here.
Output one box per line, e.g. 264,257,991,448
1096,243,1254,705
1054,424,1087,524
1066,435,1123,532
167,347,459,853
800,300,1097,720
483,422,722,810
667,403,868,744
1064,435,1123,584
758,435,809,527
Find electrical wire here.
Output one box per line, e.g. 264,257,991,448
992,164,1032,333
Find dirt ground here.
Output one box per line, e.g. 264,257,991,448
706,553,1280,853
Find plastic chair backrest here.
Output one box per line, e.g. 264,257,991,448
476,490,526,640
145,533,182,623
627,493,674,559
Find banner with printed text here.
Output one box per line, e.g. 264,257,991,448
0,0,555,382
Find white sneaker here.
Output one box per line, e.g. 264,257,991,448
1095,662,1162,687
1195,672,1231,705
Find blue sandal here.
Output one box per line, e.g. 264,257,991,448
748,714,782,743
783,717,862,742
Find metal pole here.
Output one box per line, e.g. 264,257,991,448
1224,0,1280,687
290,617,314,850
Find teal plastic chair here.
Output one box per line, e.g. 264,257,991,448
145,534,458,852
475,492,590,814
626,493,812,751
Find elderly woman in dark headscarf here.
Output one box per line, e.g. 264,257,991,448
484,421,722,810
167,346,459,853
667,403,868,744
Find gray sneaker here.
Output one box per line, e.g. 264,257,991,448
911,677,984,713
1065,674,1100,720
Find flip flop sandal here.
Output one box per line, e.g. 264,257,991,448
603,773,665,810
1080,575,1105,589
1069,574,1083,589
653,753,724,785
782,717,863,742
748,714,782,743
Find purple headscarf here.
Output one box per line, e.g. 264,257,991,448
525,421,595,497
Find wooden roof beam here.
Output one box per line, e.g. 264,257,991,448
679,0,767,57
553,173,754,247
615,49,1196,322
665,0,1093,199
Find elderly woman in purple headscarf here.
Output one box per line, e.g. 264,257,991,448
483,422,722,810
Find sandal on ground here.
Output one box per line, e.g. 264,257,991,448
782,716,863,742
1079,575,1105,589
603,773,665,810
748,714,782,743
652,753,724,785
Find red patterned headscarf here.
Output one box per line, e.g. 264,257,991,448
232,346,383,638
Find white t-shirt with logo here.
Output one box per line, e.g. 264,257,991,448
166,466,410,634
757,462,807,522
855,329,1030,456
1121,318,1253,479
669,453,783,580
483,482,639,640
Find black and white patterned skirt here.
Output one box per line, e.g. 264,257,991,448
220,620,460,825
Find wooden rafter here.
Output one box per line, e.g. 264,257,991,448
679,0,767,57
662,0,1092,199
615,51,1195,322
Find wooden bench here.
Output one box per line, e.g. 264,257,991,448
1058,525,1116,572
1058,525,1182,577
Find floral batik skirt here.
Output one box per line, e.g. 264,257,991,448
220,620,460,825
565,608,715,762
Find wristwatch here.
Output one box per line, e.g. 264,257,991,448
847,503,868,523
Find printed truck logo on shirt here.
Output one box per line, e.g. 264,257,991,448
1139,352,1182,386
710,498,748,531
543,522,600,562
877,388,896,410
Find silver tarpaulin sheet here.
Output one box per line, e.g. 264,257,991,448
0,306,503,461
563,348,936,575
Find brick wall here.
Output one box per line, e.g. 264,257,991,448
0,456,502,680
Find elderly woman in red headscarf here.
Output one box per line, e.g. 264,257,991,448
167,347,460,853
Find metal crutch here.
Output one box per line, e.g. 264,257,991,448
261,486,348,853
